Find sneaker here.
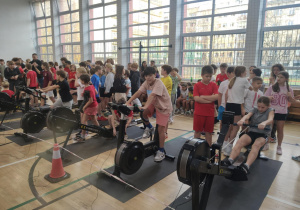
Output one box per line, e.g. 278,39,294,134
239,163,250,174
142,127,154,138
223,144,233,156
181,110,185,115
221,159,232,166
262,143,269,151
154,150,165,162
169,118,174,124
76,131,82,137
277,146,282,155
186,111,191,115
175,109,180,114
98,116,108,121
269,136,277,143
292,155,300,162
73,136,85,143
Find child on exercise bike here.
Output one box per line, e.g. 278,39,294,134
126,66,172,162
221,96,274,174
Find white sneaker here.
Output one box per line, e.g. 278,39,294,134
169,117,174,124
142,127,154,138
175,109,180,114
181,110,185,115
223,143,233,156
154,150,165,162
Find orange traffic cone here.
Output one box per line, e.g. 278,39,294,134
44,143,70,183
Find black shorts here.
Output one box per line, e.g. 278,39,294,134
226,103,241,116
103,92,112,98
78,100,83,107
71,88,77,96
274,113,287,121
96,97,101,103
99,88,105,97
246,132,268,145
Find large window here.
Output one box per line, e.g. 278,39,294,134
33,1,53,62
182,0,248,80
89,0,117,63
260,0,300,86
128,0,170,67
58,0,81,63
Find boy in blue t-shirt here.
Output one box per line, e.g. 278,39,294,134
90,67,101,118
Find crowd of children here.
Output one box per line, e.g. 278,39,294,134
0,55,299,164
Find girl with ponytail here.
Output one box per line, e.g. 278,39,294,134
223,66,252,156
264,71,298,155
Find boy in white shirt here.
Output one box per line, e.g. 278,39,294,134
175,83,188,115
242,77,264,116
218,66,235,151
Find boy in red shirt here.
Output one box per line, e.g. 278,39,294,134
26,63,38,106
68,64,77,105
74,74,100,143
64,61,71,76
194,65,219,146
1,81,14,98
216,63,228,86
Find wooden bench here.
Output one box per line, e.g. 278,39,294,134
288,100,300,120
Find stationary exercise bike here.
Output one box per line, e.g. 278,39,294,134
177,111,269,210
111,103,175,177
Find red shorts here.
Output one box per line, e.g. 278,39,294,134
193,115,214,133
147,104,169,127
84,106,97,116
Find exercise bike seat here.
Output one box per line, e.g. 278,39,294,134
39,106,51,113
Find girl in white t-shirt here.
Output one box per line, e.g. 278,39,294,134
224,66,251,156
175,83,188,115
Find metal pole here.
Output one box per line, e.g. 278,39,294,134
139,41,142,68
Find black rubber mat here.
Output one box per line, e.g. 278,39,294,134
84,136,188,203
38,125,145,167
0,111,23,120
5,128,72,146
167,158,282,210
0,120,21,131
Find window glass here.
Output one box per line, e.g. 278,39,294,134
214,13,247,31
183,18,212,33
183,1,212,18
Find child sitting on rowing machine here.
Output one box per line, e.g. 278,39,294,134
107,97,133,139
126,67,172,162
73,74,100,143
221,96,274,174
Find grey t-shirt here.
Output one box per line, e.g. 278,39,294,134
249,107,274,135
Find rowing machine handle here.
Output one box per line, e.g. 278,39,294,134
233,123,270,131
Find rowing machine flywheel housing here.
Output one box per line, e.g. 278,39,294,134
115,141,145,175
21,111,46,133
177,138,211,186
46,107,77,133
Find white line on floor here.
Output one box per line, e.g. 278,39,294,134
266,194,300,209
0,155,38,169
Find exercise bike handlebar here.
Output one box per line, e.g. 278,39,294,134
233,123,270,131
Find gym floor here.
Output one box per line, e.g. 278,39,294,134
0,112,299,210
